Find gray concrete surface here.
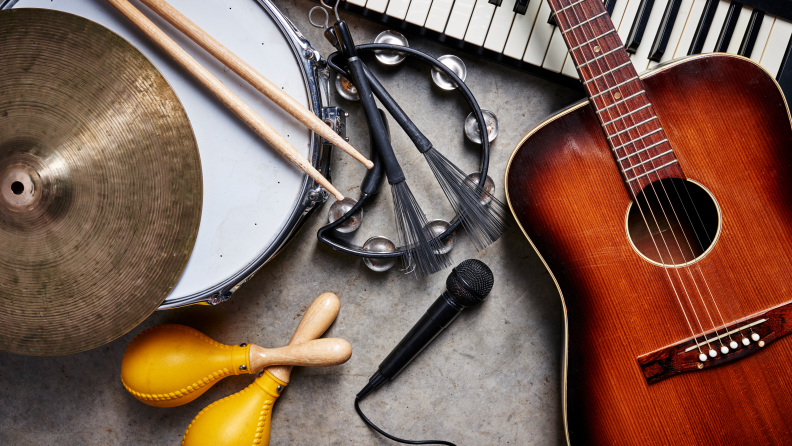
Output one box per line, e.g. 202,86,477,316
0,1,584,444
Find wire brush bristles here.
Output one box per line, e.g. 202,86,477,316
423,149,510,250
391,181,452,276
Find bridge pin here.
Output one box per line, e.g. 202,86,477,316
751,333,760,342
742,337,751,346
720,346,729,354
699,353,707,362
709,349,717,358
730,341,738,350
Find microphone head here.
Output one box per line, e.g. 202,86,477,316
446,259,494,307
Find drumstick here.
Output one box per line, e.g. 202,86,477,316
105,0,345,201
138,0,374,170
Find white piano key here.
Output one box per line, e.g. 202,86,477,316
618,0,644,43
749,15,775,63
648,0,695,68
725,6,753,54
483,0,518,53
523,0,555,65
611,0,633,32
425,0,455,33
464,0,497,46
386,0,412,19
502,0,542,59
760,17,792,78
366,0,391,14
700,0,730,53
445,0,477,40
346,0,369,7
673,0,708,58
543,27,569,72
631,0,669,73
561,55,580,78
405,0,433,26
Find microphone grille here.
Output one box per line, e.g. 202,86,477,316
446,259,494,306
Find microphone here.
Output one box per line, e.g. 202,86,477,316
357,259,494,399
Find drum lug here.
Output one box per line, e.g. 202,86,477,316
304,105,347,209
207,291,232,306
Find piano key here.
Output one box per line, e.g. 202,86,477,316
465,0,498,46
386,0,411,19
543,27,568,72
630,0,668,71
700,0,730,53
514,0,530,14
445,0,478,39
366,0,390,14
725,6,753,54
561,53,580,77
425,0,455,32
483,0,518,52
618,0,645,43
605,0,619,16
714,2,742,53
687,0,720,54
777,34,792,94
611,0,634,30
649,0,694,67
347,0,369,6
489,0,503,5
748,14,774,62
548,12,558,27
523,0,556,66
649,0,683,61
502,0,542,59
625,0,656,53
405,0,433,26
738,10,765,57
760,17,792,78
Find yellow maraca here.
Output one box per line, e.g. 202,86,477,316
121,292,349,408
181,291,348,446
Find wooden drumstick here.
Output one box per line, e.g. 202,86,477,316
137,0,374,170
104,0,346,201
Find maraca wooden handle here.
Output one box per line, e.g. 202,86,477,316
104,0,345,201
138,0,374,170
249,338,351,370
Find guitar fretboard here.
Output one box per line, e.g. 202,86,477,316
548,0,683,192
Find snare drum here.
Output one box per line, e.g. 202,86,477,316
2,0,338,308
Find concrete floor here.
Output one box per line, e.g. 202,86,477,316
0,1,585,444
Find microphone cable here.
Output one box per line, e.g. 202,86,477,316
354,395,456,446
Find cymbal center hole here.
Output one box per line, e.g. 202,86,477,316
11,181,24,195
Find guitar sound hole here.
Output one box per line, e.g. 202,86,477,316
626,179,720,267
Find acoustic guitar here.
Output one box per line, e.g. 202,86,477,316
505,0,792,445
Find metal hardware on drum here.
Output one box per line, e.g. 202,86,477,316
373,30,408,66
465,110,499,144
431,55,467,91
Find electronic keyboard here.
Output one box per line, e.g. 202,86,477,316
336,0,792,99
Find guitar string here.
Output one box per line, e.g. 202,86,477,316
554,0,710,353
561,0,739,351
564,4,737,352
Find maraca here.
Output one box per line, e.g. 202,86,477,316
181,291,348,446
121,292,349,408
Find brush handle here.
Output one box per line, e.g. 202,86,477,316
248,338,352,371
360,64,433,154
332,21,405,185
361,109,387,195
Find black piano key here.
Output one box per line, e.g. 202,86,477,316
604,0,618,16
548,13,557,26
626,0,656,54
714,2,743,53
649,0,683,62
777,34,792,100
514,0,530,14
689,0,720,54
738,9,764,57
489,0,504,6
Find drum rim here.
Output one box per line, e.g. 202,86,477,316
160,0,329,309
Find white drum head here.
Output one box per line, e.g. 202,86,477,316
9,0,314,303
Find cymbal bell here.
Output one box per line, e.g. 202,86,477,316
0,9,202,355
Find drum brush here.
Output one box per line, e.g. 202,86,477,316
121,292,349,408
181,292,347,446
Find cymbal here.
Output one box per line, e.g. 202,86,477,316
0,9,202,355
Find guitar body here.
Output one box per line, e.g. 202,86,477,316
506,54,792,446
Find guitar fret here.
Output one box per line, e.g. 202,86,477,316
602,103,652,126
622,150,674,172
557,0,586,14
618,139,669,161
611,127,662,148
563,11,607,34
592,76,640,99
583,61,632,84
627,160,679,182
578,47,621,68
596,91,645,113
570,30,617,52
608,117,658,139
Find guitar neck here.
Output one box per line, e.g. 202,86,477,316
547,0,684,193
